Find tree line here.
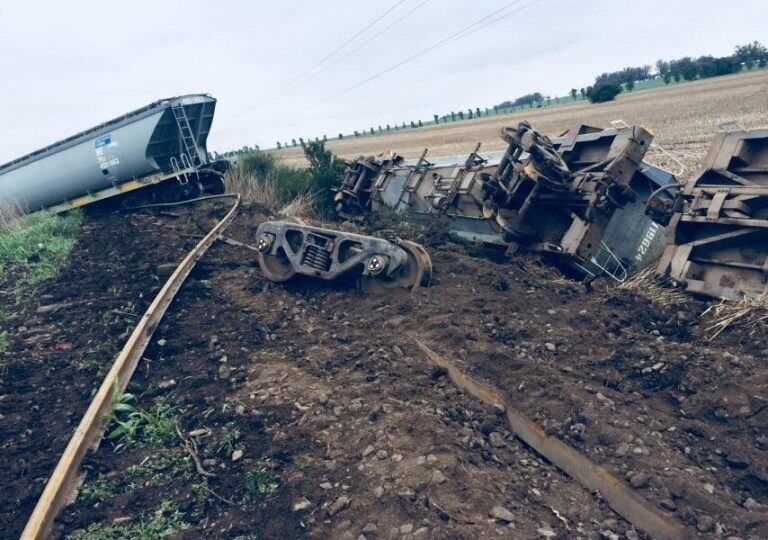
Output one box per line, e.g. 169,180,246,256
217,40,767,154
581,40,767,103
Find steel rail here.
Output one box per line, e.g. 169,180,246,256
410,334,690,540
21,195,241,540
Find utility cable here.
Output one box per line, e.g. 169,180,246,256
280,0,409,92
323,0,544,102
292,0,433,90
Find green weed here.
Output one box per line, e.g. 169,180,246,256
107,387,179,451
0,331,9,353
71,501,187,539
244,464,280,500
0,210,82,291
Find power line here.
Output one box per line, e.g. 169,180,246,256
323,0,544,102
280,0,409,92
219,0,411,131
290,0,433,90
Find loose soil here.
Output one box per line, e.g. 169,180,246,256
2,196,765,539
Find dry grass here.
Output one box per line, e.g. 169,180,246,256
224,167,315,219
703,292,768,340
618,263,689,306
275,69,768,179
225,168,282,211
0,203,25,234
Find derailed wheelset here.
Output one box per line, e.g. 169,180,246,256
254,220,432,293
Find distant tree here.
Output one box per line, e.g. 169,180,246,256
458,111,465,120
656,59,670,78
418,120,423,127
476,107,481,117
587,83,622,103
468,109,473,119
291,138,297,147
625,79,635,91
570,88,578,100
370,127,375,134
670,57,698,81
735,40,767,69
338,133,344,139
402,122,407,129
386,124,391,131
299,137,304,144
663,73,671,84
378,125,382,132
354,130,360,137
434,114,439,125
276,142,281,149
580,87,586,98
451,111,457,121
493,105,499,114
508,92,543,108
323,135,327,141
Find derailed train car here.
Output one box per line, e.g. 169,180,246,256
334,122,677,282
0,94,226,212
650,125,768,299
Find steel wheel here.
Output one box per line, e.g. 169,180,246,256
358,240,432,294
258,247,295,282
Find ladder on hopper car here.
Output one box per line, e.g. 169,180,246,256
171,104,202,167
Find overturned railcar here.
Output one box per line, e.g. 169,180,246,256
653,126,768,299
335,123,677,282
0,94,224,212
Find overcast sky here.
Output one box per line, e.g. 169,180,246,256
1,0,766,162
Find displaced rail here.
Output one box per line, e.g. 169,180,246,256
20,195,241,540
411,334,690,540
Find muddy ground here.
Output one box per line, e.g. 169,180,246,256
1,200,767,539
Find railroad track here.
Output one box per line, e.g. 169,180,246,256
21,195,241,540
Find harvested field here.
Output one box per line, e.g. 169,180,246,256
276,69,768,177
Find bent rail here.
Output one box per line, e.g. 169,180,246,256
21,195,241,539
411,334,690,540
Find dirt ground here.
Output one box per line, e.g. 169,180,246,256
276,69,768,177
1,192,766,539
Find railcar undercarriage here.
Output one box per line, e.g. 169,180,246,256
334,122,677,282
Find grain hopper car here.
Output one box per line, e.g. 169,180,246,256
0,94,227,213
334,122,677,282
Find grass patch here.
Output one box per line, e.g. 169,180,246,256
0,331,9,353
107,390,179,452
0,209,82,293
71,500,187,539
244,463,280,500
77,449,194,506
228,141,344,217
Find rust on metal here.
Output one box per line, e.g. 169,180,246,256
334,122,675,283
21,195,242,540
411,334,690,540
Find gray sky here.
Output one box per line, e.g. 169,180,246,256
1,0,765,161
